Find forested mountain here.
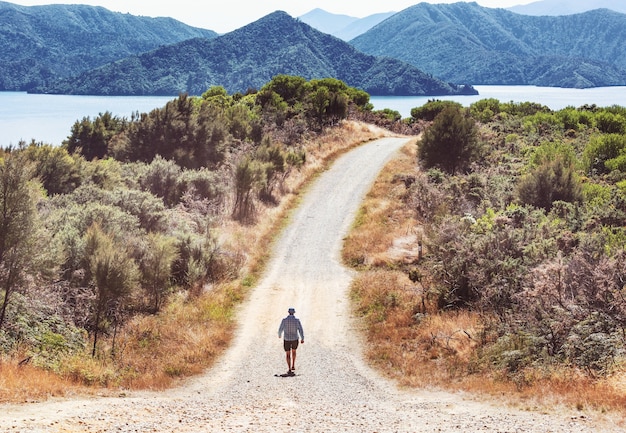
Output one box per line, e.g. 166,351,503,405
31,11,477,97
509,0,626,16
299,8,395,41
351,3,626,88
0,1,217,91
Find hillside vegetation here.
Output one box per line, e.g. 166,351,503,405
0,1,217,91
345,99,626,411
351,3,626,88
0,76,399,400
30,11,477,97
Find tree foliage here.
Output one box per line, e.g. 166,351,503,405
84,223,139,357
411,99,463,122
0,154,42,331
417,105,480,175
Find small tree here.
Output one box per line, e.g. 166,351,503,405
84,223,138,357
22,143,82,196
0,154,40,331
232,157,263,222
65,111,125,160
517,143,582,211
412,99,463,122
140,233,178,313
418,105,480,175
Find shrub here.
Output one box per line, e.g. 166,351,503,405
516,143,582,211
411,99,463,122
583,134,626,175
417,105,480,175
138,156,182,207
22,144,83,196
177,168,226,207
594,110,626,134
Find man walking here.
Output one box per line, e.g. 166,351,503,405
278,307,304,375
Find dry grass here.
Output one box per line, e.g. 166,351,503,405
0,361,88,403
350,269,482,388
344,139,626,418
343,141,419,268
0,120,389,403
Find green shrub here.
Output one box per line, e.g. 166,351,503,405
418,105,480,175
583,134,626,175
411,100,463,122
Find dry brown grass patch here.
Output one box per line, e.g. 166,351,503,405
343,139,419,268
351,269,481,387
350,267,626,416
0,361,86,403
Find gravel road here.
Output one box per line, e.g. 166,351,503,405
2,137,624,432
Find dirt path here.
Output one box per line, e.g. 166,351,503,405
2,137,624,432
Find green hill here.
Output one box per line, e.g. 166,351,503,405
351,3,626,88
0,1,217,91
31,11,477,97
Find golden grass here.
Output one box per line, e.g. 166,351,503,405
0,120,389,403
0,361,87,403
350,269,481,387
344,138,626,419
343,141,419,268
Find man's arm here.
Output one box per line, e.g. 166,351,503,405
298,319,304,342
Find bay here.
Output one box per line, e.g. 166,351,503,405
0,92,174,147
371,85,626,118
2,85,626,148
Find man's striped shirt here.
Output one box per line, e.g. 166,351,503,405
278,315,304,341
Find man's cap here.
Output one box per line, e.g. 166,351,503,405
288,307,295,313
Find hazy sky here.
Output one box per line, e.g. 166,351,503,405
11,0,536,33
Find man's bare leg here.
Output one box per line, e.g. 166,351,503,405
291,349,297,370
285,351,291,371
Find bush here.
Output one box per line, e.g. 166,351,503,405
516,143,582,211
583,133,626,175
411,100,463,122
594,110,626,134
177,168,226,207
138,156,182,207
418,105,480,175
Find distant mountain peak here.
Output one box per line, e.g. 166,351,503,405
299,8,394,41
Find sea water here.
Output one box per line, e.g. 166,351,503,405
2,86,626,147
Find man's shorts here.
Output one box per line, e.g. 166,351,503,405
284,339,299,351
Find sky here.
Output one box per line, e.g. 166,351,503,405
11,0,537,34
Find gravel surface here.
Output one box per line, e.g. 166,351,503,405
2,137,624,432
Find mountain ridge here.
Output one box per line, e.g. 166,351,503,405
509,0,626,16
0,1,217,91
351,3,626,88
298,8,357,35
31,11,476,97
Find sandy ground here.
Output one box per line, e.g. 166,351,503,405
2,137,625,432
